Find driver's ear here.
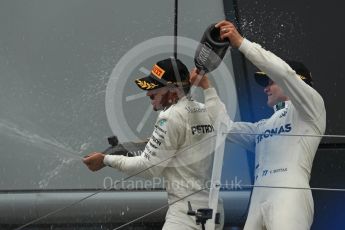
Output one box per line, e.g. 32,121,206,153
171,87,181,97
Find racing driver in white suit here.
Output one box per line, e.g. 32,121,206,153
190,20,326,230
83,58,223,230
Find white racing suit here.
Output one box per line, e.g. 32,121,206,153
203,39,326,230
104,96,224,230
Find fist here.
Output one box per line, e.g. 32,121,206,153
215,20,243,48
189,68,210,89
83,152,106,171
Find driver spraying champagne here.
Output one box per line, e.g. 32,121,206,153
83,58,224,230
190,20,326,230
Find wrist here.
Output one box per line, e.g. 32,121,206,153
201,82,210,89
101,156,106,167
200,76,211,89
235,37,244,49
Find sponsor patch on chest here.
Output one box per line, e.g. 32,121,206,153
185,106,206,113
191,124,214,135
256,123,292,143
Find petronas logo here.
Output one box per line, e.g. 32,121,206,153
158,119,167,126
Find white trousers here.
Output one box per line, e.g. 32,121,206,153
244,188,314,230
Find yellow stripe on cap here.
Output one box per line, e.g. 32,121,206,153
151,64,165,79
256,71,266,75
298,74,307,80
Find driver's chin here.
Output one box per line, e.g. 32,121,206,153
152,104,163,111
267,97,275,107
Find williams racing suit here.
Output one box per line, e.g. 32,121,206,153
104,96,224,230
203,38,326,230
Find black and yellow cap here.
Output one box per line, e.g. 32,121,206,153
135,58,190,91
254,60,313,87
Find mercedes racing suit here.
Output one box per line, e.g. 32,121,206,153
204,39,326,230
104,96,224,230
